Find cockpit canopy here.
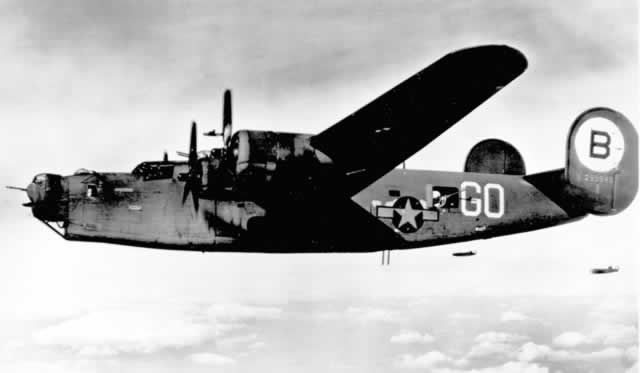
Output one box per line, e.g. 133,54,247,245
132,161,186,181
33,173,48,184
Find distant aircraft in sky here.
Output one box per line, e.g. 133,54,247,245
453,251,477,257
591,266,620,274
8,45,638,255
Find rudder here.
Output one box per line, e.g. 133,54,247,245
566,107,638,215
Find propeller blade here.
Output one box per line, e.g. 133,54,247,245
189,121,198,164
22,202,35,207
182,182,191,205
180,121,203,213
6,186,27,191
223,90,232,148
192,190,199,212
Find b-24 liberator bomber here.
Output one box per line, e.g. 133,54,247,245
9,45,638,254
591,266,620,274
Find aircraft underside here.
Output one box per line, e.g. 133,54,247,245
59,168,585,253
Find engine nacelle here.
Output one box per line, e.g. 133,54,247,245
229,130,331,192
464,139,526,175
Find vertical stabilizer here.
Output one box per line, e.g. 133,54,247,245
566,107,637,215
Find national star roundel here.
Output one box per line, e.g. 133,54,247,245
391,196,424,233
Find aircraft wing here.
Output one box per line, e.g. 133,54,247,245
310,45,527,195
246,193,405,251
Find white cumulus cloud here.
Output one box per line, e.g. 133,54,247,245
590,324,637,346
33,302,282,357
390,331,435,345
466,332,529,360
553,332,590,348
399,351,451,369
500,311,532,322
204,303,283,322
33,307,222,356
433,361,550,373
189,352,236,366
518,342,627,363
518,342,553,362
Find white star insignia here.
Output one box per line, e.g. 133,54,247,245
396,199,421,229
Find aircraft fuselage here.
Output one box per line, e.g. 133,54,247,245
58,167,583,252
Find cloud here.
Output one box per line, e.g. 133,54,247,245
188,352,236,366
553,332,590,348
588,298,637,324
551,324,637,350
390,331,435,345
500,311,533,322
625,346,638,362
475,332,529,345
590,324,637,346
345,307,405,323
204,303,283,322
0,359,102,373
33,307,223,356
399,350,451,369
552,347,626,363
466,332,528,360
33,302,282,357
7,0,635,110
517,342,627,363
449,312,479,320
433,361,550,373
248,341,267,350
217,333,259,348
518,342,553,362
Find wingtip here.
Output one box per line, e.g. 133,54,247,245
450,44,528,71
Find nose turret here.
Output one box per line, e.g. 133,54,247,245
8,173,68,222
26,173,49,204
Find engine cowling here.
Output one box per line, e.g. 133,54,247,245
228,130,332,193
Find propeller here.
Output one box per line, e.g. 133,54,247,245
181,121,203,212
203,89,232,149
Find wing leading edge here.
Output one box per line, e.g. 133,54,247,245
310,45,528,195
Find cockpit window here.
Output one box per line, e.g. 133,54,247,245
132,162,181,181
33,174,47,183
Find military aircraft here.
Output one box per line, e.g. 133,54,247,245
8,45,638,255
452,251,477,257
591,266,620,274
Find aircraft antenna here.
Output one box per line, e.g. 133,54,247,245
381,250,390,265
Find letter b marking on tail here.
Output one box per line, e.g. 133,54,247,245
575,117,624,173
590,130,611,159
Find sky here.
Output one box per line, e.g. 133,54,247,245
0,1,638,372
